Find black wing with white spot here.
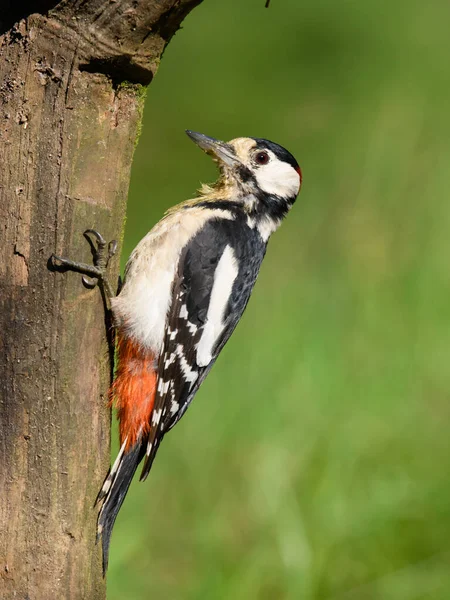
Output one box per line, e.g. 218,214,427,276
139,216,266,481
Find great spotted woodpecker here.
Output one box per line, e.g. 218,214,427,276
51,131,301,572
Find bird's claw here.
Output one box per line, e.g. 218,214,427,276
50,230,118,299
82,274,99,289
84,229,117,270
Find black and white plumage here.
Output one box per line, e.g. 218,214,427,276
96,131,302,572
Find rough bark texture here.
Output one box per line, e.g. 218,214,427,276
0,1,202,598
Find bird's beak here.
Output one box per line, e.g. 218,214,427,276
186,130,240,167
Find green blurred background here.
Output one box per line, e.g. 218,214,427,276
108,0,450,598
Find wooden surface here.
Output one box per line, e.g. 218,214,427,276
0,1,202,598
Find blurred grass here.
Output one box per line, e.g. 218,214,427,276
107,0,450,598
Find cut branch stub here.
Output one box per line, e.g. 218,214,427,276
54,0,203,87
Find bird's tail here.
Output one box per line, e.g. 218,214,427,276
96,329,157,573
96,438,145,574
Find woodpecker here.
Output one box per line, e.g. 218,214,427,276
51,130,301,572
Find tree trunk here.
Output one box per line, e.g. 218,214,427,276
0,1,202,598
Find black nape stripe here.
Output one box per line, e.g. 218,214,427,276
194,193,294,223
254,192,292,221
195,200,244,213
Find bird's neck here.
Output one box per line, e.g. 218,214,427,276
186,178,295,243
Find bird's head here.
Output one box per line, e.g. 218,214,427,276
186,130,302,222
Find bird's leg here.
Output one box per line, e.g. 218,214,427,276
50,229,119,305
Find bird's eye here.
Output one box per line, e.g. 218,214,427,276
255,151,270,165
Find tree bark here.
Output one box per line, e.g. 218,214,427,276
0,1,202,598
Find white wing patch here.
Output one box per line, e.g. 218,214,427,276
196,245,239,367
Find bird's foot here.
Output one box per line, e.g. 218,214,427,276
50,229,118,300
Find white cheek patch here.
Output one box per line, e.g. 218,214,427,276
254,155,300,198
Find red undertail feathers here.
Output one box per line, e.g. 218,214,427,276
110,330,157,450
